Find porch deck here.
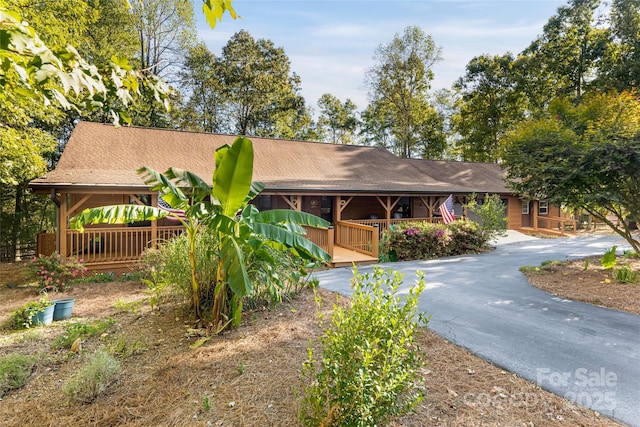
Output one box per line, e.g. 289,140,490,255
331,246,378,268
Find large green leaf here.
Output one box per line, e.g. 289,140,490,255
221,236,252,297
69,205,168,232
136,166,186,208
250,222,331,262
213,137,254,217
164,167,211,201
253,209,330,228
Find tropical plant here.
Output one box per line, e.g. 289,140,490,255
69,137,330,332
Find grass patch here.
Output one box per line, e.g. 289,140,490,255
62,347,121,403
0,353,39,397
52,318,116,350
519,260,566,274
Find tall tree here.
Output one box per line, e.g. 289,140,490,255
596,0,640,92
316,94,359,144
452,54,526,162
518,0,607,108
364,26,443,158
217,29,308,137
503,91,640,253
176,42,225,133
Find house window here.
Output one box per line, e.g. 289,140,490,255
522,200,529,215
539,201,548,215
256,195,272,211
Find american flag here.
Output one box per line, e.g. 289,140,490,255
158,196,186,222
439,194,455,224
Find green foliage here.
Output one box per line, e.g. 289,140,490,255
62,347,121,403
364,26,445,158
70,137,330,333
300,268,428,427
519,260,566,274
601,246,618,270
8,295,53,330
0,353,38,397
202,395,212,411
584,258,590,270
614,265,639,284
388,220,488,261
107,335,147,358
503,91,640,253
52,318,116,350
140,229,219,310
465,193,509,241
316,93,359,144
24,252,87,292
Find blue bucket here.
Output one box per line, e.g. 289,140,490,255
31,304,55,326
53,298,76,321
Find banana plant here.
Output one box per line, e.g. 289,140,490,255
69,137,331,330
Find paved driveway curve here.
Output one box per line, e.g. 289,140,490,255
312,233,640,426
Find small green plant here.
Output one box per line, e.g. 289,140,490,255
623,250,639,259
519,260,564,274
24,252,87,292
113,298,145,313
202,396,212,411
8,294,54,330
52,318,116,350
237,361,245,375
584,258,590,270
77,272,116,283
0,353,39,397
614,265,639,284
601,246,618,269
62,347,121,403
107,335,147,358
299,267,429,427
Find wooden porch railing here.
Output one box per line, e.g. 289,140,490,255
533,216,578,235
335,221,378,259
66,226,184,265
345,217,443,238
303,226,334,257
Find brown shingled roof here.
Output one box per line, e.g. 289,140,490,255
30,121,510,195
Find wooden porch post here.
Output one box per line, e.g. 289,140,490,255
375,196,400,230
533,201,539,230
150,193,158,248
59,193,68,258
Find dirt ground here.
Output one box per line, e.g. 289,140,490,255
0,242,637,427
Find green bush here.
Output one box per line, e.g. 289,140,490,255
388,220,489,261
0,353,38,397
140,229,219,309
465,193,508,241
62,347,121,403
602,246,618,269
299,268,429,427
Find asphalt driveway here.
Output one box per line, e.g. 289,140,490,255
311,233,640,426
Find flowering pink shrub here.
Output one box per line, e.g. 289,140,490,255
24,253,87,292
388,220,488,261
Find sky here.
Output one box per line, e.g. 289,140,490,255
195,0,568,111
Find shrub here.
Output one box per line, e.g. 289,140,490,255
24,252,87,292
7,294,53,330
465,193,508,241
140,230,219,310
62,347,121,403
0,353,38,397
389,220,489,261
299,268,429,427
